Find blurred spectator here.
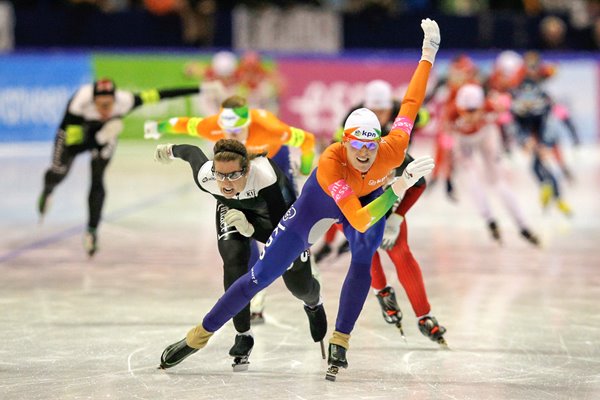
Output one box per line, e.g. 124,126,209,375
539,15,568,49
144,0,215,45
0,1,14,52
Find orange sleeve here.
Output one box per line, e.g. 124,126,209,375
157,115,224,142
376,61,432,170
317,146,398,233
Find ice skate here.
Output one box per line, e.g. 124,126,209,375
250,290,266,325
487,221,502,245
159,338,198,369
250,312,265,325
540,183,553,210
314,243,332,263
83,228,98,257
304,303,327,358
37,191,52,223
520,228,540,247
375,286,405,339
556,199,573,217
418,315,448,348
325,343,348,381
229,334,254,372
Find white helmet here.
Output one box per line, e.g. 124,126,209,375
343,108,382,141
495,50,523,77
211,51,237,78
456,84,485,110
364,80,393,110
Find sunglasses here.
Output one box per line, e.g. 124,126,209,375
348,139,378,151
212,166,246,181
223,127,245,135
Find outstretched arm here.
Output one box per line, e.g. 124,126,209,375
154,143,210,186
131,87,199,110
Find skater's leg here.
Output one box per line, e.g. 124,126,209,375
39,130,76,216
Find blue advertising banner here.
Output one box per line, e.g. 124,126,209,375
0,54,92,142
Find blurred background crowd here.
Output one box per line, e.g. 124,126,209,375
2,0,600,50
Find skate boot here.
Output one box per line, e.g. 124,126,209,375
375,286,405,338
540,184,553,210
250,290,266,325
487,221,502,245
418,315,448,348
304,303,328,358
159,338,198,369
520,228,540,247
314,243,332,263
336,240,350,256
325,331,349,382
83,228,98,257
250,312,265,325
229,334,254,372
37,191,52,222
556,199,573,217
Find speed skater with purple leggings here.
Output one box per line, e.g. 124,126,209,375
158,19,440,379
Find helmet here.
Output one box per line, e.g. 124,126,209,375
456,84,485,110
364,80,392,110
218,105,250,130
211,51,237,78
343,108,382,141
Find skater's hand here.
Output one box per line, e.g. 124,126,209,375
154,144,174,164
224,209,255,237
380,213,403,250
96,119,124,145
420,18,440,64
392,156,434,196
144,120,161,140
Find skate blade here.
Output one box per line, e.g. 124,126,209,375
319,340,326,360
232,356,250,372
437,337,449,349
232,363,249,372
325,366,339,381
395,322,407,343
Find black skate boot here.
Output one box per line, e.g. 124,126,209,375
229,334,254,372
326,343,348,381
520,228,540,247
37,191,52,222
159,338,198,369
375,286,405,339
487,221,502,245
418,315,448,348
336,240,350,256
83,227,98,257
304,304,327,342
314,243,332,263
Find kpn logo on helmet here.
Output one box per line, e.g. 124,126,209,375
351,128,381,140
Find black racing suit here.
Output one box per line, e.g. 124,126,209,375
172,144,321,333
41,85,198,230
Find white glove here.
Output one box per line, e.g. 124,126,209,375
380,213,404,251
224,209,255,237
420,18,440,65
144,120,161,140
392,156,434,196
96,119,124,145
154,144,174,164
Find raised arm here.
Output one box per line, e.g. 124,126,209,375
154,143,210,187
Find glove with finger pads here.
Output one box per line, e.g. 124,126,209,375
391,156,434,196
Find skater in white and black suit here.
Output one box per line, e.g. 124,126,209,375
153,139,327,371
37,79,200,256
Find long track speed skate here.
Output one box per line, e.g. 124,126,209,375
229,334,254,372
325,343,348,382
159,338,198,369
375,286,406,341
418,315,448,348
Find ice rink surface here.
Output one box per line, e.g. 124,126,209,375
1,140,599,400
